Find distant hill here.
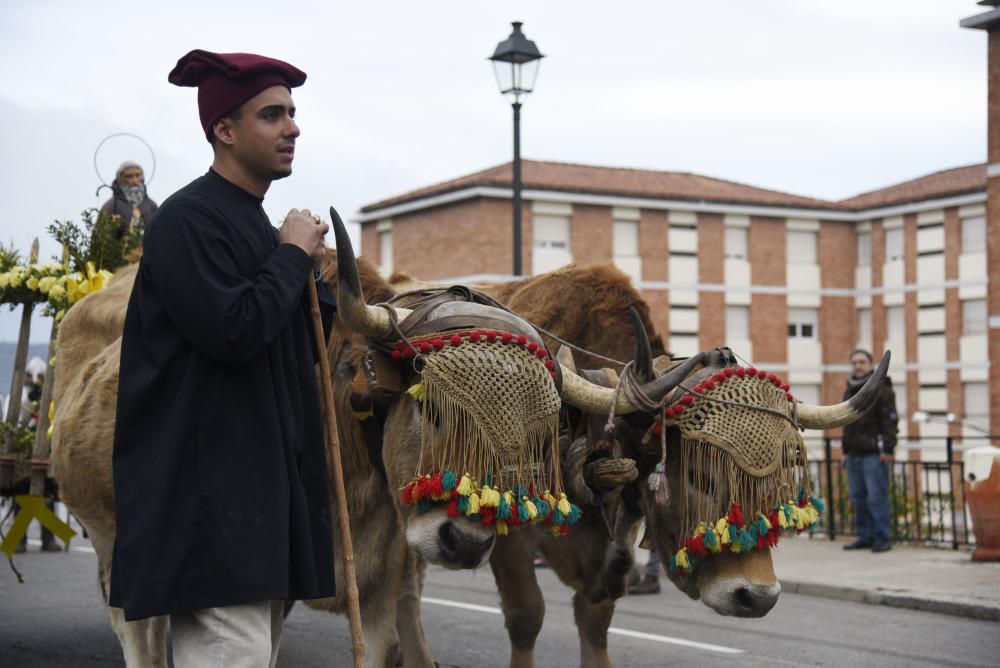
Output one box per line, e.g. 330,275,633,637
0,341,52,403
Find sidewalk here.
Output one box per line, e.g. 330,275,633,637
769,533,1000,621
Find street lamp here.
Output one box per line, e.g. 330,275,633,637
489,21,544,276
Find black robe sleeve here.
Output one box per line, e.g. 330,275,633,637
143,202,314,365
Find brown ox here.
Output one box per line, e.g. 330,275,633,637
394,263,887,668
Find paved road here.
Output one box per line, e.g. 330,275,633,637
2,538,998,667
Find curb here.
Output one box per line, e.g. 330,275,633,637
781,579,1000,622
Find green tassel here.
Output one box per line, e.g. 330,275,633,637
498,494,512,520
811,495,826,513
457,495,470,514
552,506,565,525
533,497,550,518
567,504,582,524
757,517,769,536
441,469,457,491
416,499,431,513
704,527,718,551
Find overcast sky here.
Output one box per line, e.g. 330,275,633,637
0,0,987,343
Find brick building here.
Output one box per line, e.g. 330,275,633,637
356,159,992,450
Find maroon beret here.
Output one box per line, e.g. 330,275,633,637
168,49,306,142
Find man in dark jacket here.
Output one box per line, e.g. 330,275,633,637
110,49,336,666
842,348,898,553
99,161,158,238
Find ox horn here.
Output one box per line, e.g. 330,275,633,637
558,312,708,415
796,351,891,429
329,206,410,339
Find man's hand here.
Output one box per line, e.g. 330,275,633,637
880,453,894,464
278,208,328,266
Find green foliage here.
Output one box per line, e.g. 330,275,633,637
47,208,143,274
0,241,21,272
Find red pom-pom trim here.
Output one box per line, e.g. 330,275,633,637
450,335,462,346
391,350,401,360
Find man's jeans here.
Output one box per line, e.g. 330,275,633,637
845,453,891,543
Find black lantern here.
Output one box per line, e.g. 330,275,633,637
489,22,544,276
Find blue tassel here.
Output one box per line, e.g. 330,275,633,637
441,469,457,491
457,495,469,514
417,499,431,513
533,497,550,518
517,500,530,523
567,504,582,524
498,494,511,520
811,495,826,513
552,506,565,525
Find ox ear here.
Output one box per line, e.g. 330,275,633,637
556,344,577,374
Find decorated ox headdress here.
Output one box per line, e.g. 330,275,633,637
640,349,891,573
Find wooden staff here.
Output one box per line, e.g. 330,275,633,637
307,277,365,667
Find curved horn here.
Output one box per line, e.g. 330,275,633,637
558,353,707,416
797,351,891,429
630,307,654,383
329,206,409,339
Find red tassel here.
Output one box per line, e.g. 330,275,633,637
391,350,401,360
729,503,744,526
480,507,496,526
401,483,414,505
430,474,443,498
688,533,708,556
446,499,460,517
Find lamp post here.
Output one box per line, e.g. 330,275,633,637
490,21,544,276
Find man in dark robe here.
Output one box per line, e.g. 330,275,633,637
110,49,336,665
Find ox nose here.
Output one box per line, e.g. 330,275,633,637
438,521,495,569
731,583,781,617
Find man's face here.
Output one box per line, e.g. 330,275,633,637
851,353,872,378
120,167,144,186
226,85,299,183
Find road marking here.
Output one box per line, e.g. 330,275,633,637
421,596,501,615
608,627,744,654
24,538,95,554
421,596,744,655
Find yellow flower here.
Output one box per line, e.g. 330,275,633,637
10,274,22,288
38,276,55,293
0,273,8,288
26,276,39,290
48,284,65,299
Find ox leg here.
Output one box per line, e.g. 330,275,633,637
490,533,544,668
359,550,405,668
572,592,615,668
146,615,169,667
89,530,165,667
396,548,435,667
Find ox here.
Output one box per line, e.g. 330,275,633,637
392,263,887,668
50,217,679,666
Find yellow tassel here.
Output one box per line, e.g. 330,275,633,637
467,492,481,515
457,474,474,496
544,491,557,510
675,548,690,570
550,525,562,537
524,498,538,520
557,493,571,516
777,508,789,529
716,518,730,544
496,520,509,535
503,491,515,509
694,521,707,536
406,383,425,401
480,486,500,508
730,540,743,554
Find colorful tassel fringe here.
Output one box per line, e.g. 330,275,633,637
668,493,824,574
400,469,582,537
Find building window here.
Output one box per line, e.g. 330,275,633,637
378,228,393,276
885,227,904,262
726,306,749,340
857,232,871,267
964,382,989,422
857,308,872,348
962,215,986,254
613,221,638,258
963,299,987,335
886,305,905,342
534,215,569,250
725,226,747,260
788,308,818,339
787,231,817,265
